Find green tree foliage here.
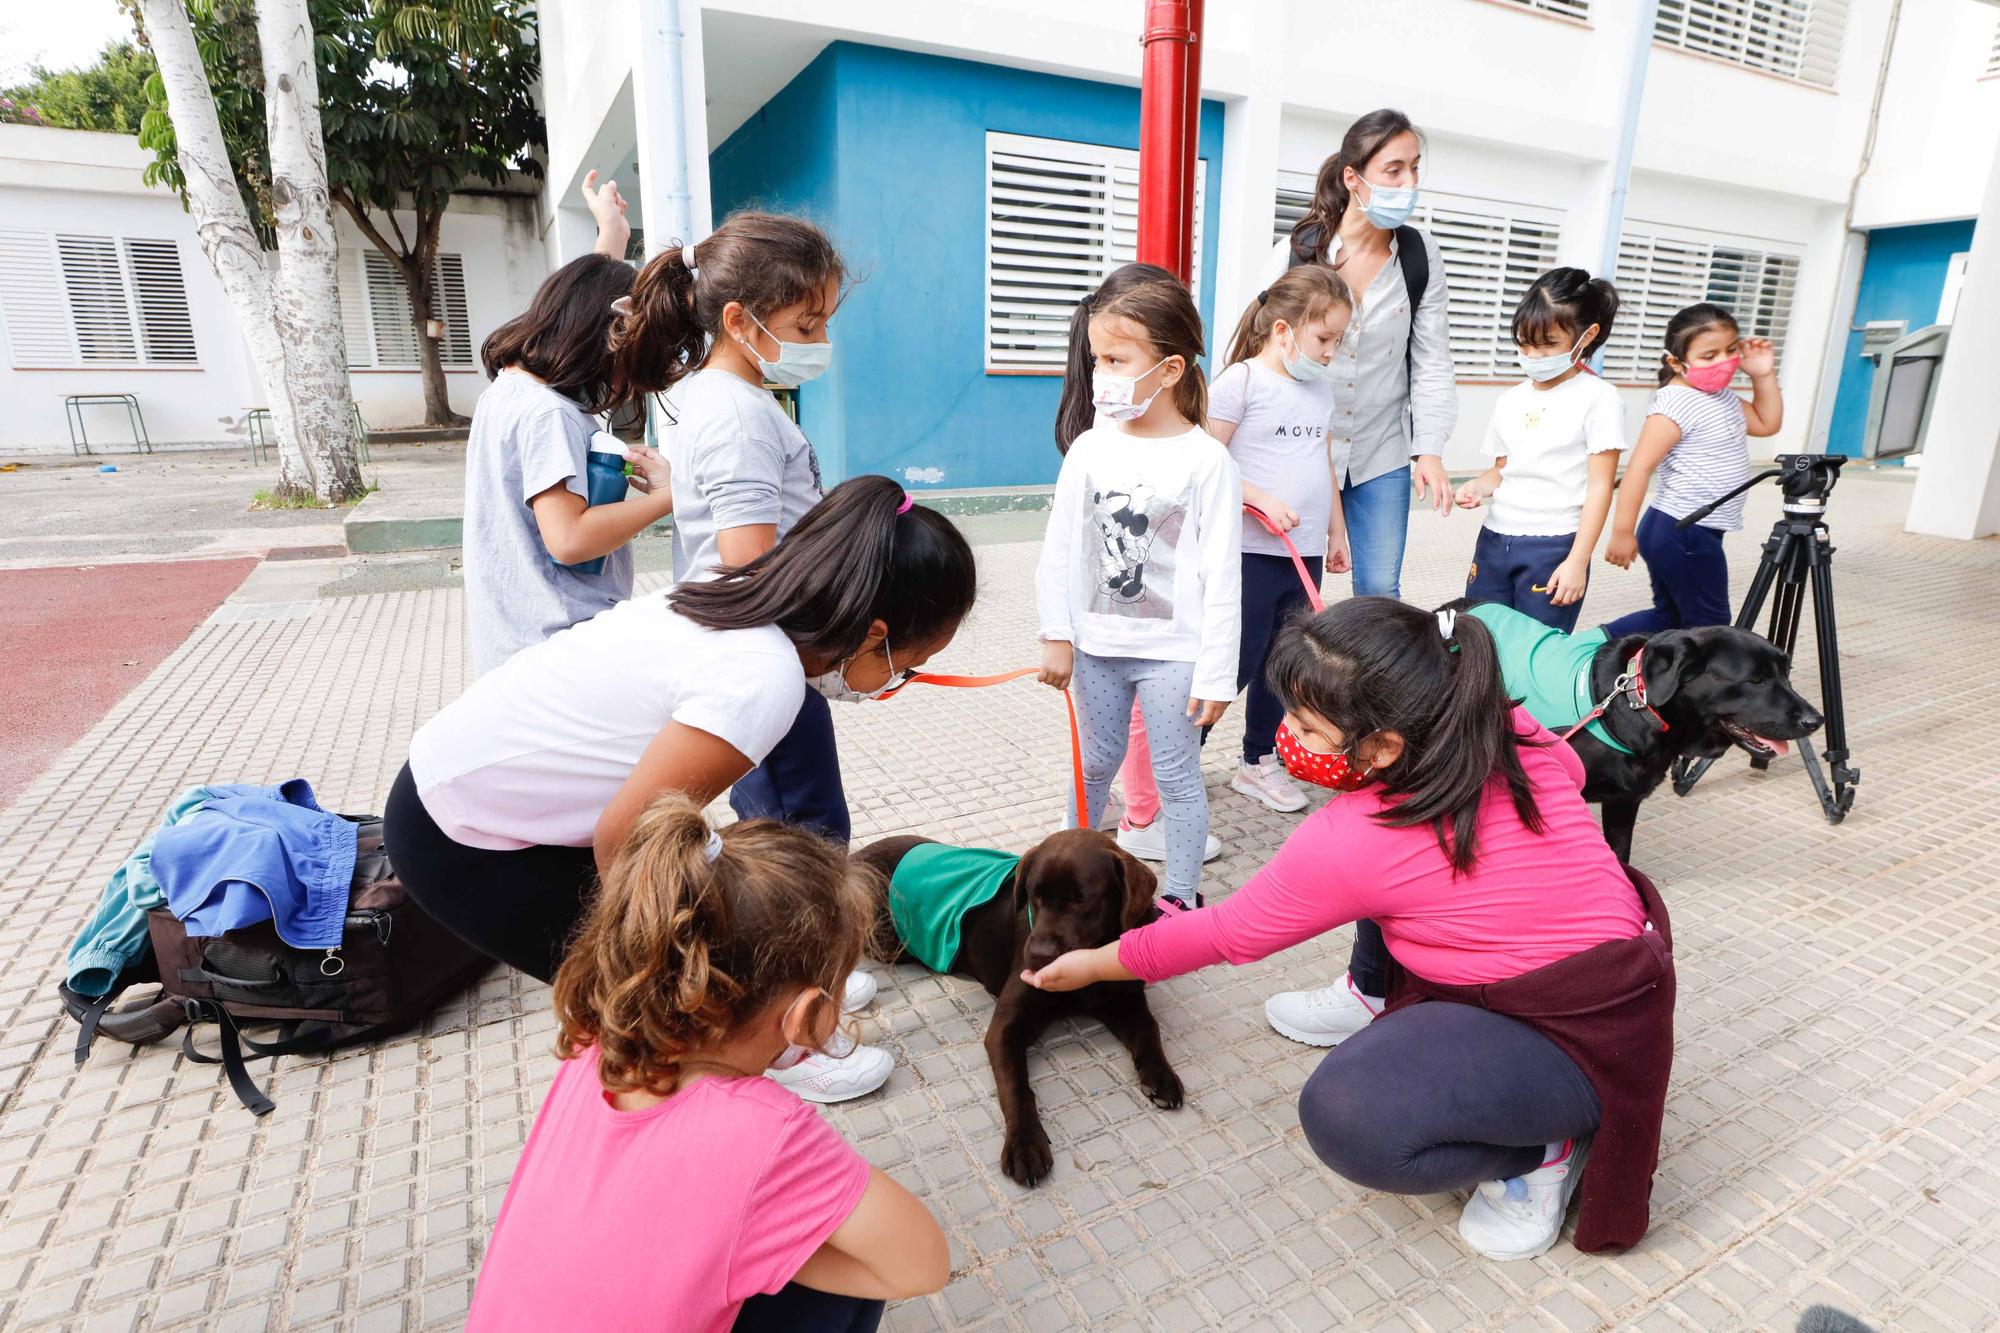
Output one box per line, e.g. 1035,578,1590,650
132,0,545,423
1,42,158,134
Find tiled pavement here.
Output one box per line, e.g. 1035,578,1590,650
2,471,1997,1332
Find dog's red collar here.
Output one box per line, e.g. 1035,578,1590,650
1560,648,1670,743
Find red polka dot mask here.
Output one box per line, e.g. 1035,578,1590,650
1274,721,1376,792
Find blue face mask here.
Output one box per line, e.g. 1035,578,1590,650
743,311,833,388
1280,329,1335,383
1356,174,1419,230
1517,334,1586,383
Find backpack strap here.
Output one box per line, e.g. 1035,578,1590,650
180,1000,277,1116
1395,224,1430,387
1286,222,1321,270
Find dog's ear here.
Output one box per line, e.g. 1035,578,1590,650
1113,842,1159,929
1012,844,1038,916
1639,630,1701,707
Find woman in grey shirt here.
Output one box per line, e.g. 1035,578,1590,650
1261,108,1459,600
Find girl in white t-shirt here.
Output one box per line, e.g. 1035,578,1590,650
386,477,978,1105
1036,263,1243,910
1454,268,1624,633
1206,264,1354,817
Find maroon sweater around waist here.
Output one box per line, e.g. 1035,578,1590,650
1382,865,1675,1254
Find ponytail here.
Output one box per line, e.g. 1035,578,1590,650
553,795,873,1096
1657,301,1741,387
1053,262,1208,453
611,210,847,401
669,475,977,660
1227,264,1352,366
1290,108,1422,263
1264,598,1542,874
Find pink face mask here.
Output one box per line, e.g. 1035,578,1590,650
1682,356,1740,394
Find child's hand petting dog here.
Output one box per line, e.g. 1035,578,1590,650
1038,639,1074,690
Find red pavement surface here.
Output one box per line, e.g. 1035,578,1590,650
0,559,257,810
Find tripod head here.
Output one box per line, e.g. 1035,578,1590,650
1675,452,1847,529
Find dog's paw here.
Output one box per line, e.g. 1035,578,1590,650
1139,1062,1184,1111
1000,1128,1055,1186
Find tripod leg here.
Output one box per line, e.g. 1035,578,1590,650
1806,530,1856,821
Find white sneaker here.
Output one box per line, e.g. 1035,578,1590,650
1263,972,1384,1047
1231,755,1309,814
1457,1138,1591,1262
765,1043,894,1105
1116,819,1223,863
842,969,877,1013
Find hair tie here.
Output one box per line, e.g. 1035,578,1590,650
610,295,634,316
703,828,724,863
681,242,700,278
1257,289,1270,305
896,493,915,514
1436,609,1456,641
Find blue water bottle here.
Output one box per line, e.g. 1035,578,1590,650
558,432,633,576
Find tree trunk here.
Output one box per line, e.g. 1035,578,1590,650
137,0,317,497
256,0,365,505
407,212,460,426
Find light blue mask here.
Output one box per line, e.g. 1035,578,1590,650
1280,331,1335,383
745,312,834,388
1517,335,1585,383
1357,175,1419,230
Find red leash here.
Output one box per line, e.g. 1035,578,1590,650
1243,505,1325,613
880,668,1090,828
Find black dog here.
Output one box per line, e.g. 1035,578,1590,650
1448,601,1824,862
852,830,1182,1187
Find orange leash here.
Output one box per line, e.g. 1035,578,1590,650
1243,504,1326,613
881,668,1090,828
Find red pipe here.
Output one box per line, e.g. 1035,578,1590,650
1137,0,1199,283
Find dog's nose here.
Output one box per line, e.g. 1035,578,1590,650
1797,705,1824,733
1023,936,1062,971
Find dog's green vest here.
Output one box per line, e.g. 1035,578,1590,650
888,844,1023,973
1464,603,1634,755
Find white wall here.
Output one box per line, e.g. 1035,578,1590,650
0,125,543,453
1852,0,2000,229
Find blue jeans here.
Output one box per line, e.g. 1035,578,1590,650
730,689,852,846
1341,465,1411,599
1601,507,1732,638
1466,527,1585,633
1231,551,1324,762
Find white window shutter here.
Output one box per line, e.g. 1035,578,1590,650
337,251,373,368
432,253,473,367
1493,0,1590,20
1655,0,1846,87
57,234,139,364
0,229,78,367
985,132,1207,372
355,248,473,368
1987,16,2000,76
1601,221,1803,383
363,251,421,366
122,238,196,364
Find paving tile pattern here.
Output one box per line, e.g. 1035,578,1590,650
2,476,1996,1331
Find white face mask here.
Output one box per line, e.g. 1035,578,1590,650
741,311,833,388
1280,329,1335,383
807,637,905,704
1092,356,1171,422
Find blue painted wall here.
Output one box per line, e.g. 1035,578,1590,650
1825,220,1976,457
708,42,1226,489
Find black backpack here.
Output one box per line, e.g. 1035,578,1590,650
1287,220,1431,379
58,815,491,1115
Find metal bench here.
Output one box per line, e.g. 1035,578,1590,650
245,404,372,465
64,394,153,455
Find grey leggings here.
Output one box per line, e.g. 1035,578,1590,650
1070,650,1208,902
1298,1000,1601,1193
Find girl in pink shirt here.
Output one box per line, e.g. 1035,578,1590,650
1023,598,1667,1264
468,797,948,1332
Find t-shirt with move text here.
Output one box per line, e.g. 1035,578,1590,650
463,370,634,674
466,1049,871,1333
665,369,823,582
408,595,806,849
1481,372,1626,537
1208,359,1336,558
1647,383,1753,532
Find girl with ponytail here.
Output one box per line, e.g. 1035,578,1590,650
468,795,949,1332
1022,597,1677,1264
1208,265,1355,818
387,477,978,1099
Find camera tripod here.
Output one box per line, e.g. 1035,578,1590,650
1671,454,1858,823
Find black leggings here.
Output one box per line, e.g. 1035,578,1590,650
1298,1000,1601,1193
384,763,597,984
734,1284,883,1332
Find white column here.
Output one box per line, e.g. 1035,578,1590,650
1214,85,1281,337
632,0,695,257
1905,133,2000,539
547,204,598,267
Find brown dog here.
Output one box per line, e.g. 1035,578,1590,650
853,829,1184,1186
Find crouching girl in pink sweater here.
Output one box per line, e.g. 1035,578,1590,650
1023,598,1676,1262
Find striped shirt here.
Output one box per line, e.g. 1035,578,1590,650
1647,384,1752,532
